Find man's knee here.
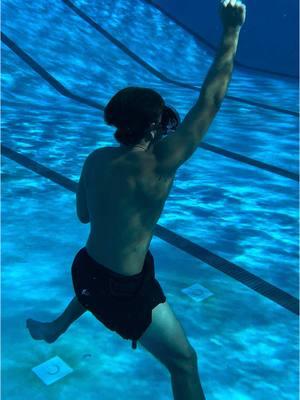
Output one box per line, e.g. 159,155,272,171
170,346,198,373
184,346,198,366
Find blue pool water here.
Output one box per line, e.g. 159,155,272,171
1,0,299,399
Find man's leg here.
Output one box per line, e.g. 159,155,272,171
26,296,87,343
138,302,206,400
52,296,87,332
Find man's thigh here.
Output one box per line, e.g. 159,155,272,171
138,301,196,371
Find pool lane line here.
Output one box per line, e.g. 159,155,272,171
1,32,299,182
1,143,299,315
142,0,298,81
61,0,298,117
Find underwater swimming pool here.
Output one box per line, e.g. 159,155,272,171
1,0,299,399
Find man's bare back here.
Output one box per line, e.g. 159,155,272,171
80,0,246,278
85,146,175,276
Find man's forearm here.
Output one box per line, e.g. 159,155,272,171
198,27,241,107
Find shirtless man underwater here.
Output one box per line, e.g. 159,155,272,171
27,1,246,398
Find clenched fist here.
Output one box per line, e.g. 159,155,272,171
220,0,246,29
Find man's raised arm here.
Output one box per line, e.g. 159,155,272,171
199,0,246,110
153,0,247,175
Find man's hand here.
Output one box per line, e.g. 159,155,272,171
220,0,246,30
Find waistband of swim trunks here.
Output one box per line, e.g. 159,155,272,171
79,247,153,281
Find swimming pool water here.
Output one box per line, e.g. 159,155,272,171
1,0,299,399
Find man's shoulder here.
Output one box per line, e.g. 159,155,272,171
92,146,113,157
87,146,114,163
82,148,106,175
86,146,123,174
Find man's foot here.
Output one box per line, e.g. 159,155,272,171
26,319,66,343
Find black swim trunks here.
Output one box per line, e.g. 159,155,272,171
71,247,167,350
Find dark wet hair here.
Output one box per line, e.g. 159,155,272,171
104,86,165,146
